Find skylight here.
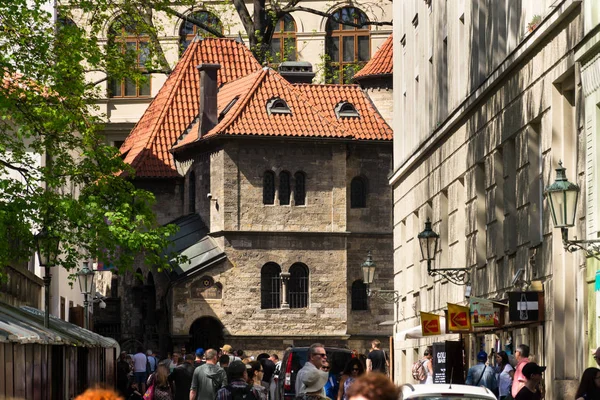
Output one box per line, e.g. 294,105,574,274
334,101,360,118
266,97,292,115
219,96,239,121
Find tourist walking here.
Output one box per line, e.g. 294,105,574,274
147,364,173,400
575,367,600,400
294,363,329,400
465,351,497,392
190,349,227,400
495,351,514,400
117,351,131,396
337,358,365,400
511,345,531,398
169,354,195,400
133,346,148,393
419,349,434,384
321,360,339,400
247,360,269,400
515,362,545,400
366,339,388,375
216,360,260,400
296,343,328,396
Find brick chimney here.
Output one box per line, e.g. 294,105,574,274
196,63,221,138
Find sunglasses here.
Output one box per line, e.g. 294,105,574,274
322,366,330,370
313,353,327,357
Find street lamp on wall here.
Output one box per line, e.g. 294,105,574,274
35,227,60,328
77,262,95,330
544,161,600,259
361,251,400,304
417,218,470,285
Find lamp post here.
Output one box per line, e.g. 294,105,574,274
361,251,400,303
77,262,95,330
35,227,60,328
417,218,470,285
544,161,600,259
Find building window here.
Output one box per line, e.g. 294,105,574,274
189,171,196,213
350,176,367,208
294,171,306,205
179,11,223,54
279,171,291,205
334,101,359,118
108,19,151,98
263,171,275,205
325,7,370,83
289,263,308,308
261,263,281,309
351,280,368,310
270,14,297,64
266,97,292,115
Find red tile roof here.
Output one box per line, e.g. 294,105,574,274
353,34,393,80
120,38,261,178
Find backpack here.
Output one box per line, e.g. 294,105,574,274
411,359,427,381
226,384,258,400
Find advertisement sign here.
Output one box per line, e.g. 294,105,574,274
432,342,446,384
432,341,465,384
447,303,471,332
470,297,499,327
508,292,544,322
420,312,442,336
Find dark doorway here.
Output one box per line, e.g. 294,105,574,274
189,317,225,352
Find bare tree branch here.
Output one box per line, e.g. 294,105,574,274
158,5,227,38
283,5,393,27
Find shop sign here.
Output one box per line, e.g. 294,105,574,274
420,312,442,336
470,297,500,327
447,303,471,332
508,291,544,322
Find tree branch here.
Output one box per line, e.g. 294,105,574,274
158,6,227,38
283,6,393,27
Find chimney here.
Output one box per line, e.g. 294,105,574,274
278,61,315,84
197,63,221,138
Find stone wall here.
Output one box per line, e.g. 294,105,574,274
362,82,393,126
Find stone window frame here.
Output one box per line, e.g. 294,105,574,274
350,176,368,208
263,171,276,205
288,263,309,308
351,279,368,310
261,262,282,309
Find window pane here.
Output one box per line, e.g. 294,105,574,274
328,37,339,62
139,42,149,67
341,8,354,29
283,15,295,32
124,78,137,97
139,79,151,96
358,36,370,61
110,78,122,97
343,65,356,84
284,38,296,61
271,38,281,63
343,36,355,62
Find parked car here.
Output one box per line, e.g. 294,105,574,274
400,383,497,400
275,346,353,400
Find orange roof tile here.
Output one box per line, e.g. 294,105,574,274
120,38,261,178
174,68,392,149
353,34,393,80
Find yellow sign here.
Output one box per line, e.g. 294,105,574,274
447,303,471,332
420,312,441,336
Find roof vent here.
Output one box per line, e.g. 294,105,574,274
266,97,292,115
334,101,359,119
278,61,315,84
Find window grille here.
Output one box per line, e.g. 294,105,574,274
289,263,309,308
351,280,368,310
261,263,281,309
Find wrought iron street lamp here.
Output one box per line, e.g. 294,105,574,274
417,218,470,285
35,227,60,328
544,161,600,259
361,251,400,303
77,262,95,330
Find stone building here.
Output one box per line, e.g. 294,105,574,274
94,37,395,356
390,0,596,398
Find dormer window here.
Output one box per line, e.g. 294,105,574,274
266,97,292,115
334,101,359,119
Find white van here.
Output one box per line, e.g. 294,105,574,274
400,383,498,400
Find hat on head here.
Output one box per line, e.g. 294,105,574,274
301,367,329,393
195,348,204,357
477,351,488,362
221,344,233,353
522,362,546,379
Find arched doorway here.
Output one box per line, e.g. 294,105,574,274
189,317,225,352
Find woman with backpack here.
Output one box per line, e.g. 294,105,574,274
146,364,173,400
414,349,434,384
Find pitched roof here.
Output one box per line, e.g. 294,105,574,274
353,34,393,80
119,38,261,178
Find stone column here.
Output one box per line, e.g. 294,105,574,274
280,272,290,309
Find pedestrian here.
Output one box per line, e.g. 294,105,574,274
296,343,327,396
216,360,260,400
221,344,241,364
168,353,195,400
147,349,158,374
169,352,181,373
345,373,400,400
194,348,205,368
294,363,330,400
511,344,531,398
365,339,388,375
147,364,173,400
247,360,269,400
117,351,131,397
515,362,545,400
321,359,339,399
257,353,276,392
495,351,514,400
337,358,365,400
419,349,434,384
270,353,282,400
190,348,227,400
132,346,148,393
575,367,600,400
465,351,497,392
594,347,600,367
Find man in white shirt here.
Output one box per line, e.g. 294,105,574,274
295,343,327,395
133,346,148,392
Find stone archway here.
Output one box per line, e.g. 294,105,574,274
188,316,225,353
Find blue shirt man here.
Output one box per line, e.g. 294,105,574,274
465,351,497,392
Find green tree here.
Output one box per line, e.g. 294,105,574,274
0,0,179,275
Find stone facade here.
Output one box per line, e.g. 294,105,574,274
392,1,587,398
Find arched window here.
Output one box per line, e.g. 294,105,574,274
294,171,306,206
325,7,370,83
350,176,367,208
261,263,281,309
279,171,291,205
351,280,368,310
180,11,223,54
189,171,196,213
108,18,151,98
270,14,297,63
289,263,308,308
263,171,275,204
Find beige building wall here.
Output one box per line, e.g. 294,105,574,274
392,1,588,397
